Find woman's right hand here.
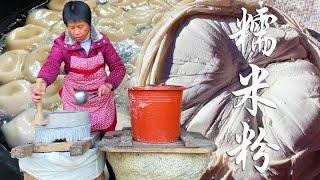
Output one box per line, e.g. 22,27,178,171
32,78,47,103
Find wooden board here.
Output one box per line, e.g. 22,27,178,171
23,172,37,180
11,132,100,158
33,141,74,153
70,132,100,156
11,144,34,158
99,128,217,154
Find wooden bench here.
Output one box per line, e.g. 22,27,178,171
11,132,102,180
11,132,100,158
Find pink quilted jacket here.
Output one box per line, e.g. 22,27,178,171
38,29,126,90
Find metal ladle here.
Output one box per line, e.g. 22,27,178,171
74,89,98,105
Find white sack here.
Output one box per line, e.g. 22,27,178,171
18,147,105,180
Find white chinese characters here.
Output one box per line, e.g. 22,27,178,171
232,64,277,116
228,6,280,173
227,121,280,173
229,7,278,56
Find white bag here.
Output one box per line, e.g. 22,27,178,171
18,147,105,180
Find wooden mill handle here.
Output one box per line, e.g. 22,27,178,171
37,100,43,117
32,78,47,126
32,102,47,126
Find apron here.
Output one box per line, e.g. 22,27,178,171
61,50,116,132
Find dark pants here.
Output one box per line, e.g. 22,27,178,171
106,157,116,180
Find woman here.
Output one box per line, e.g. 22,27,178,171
32,1,126,134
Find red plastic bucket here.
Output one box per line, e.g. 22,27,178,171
128,84,186,143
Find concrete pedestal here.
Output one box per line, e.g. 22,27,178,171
99,129,216,180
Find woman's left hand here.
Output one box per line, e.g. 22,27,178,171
97,83,113,96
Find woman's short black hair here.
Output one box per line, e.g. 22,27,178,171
62,1,91,26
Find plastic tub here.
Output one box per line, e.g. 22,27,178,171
128,84,185,143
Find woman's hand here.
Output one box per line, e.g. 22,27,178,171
97,83,113,96
32,78,47,103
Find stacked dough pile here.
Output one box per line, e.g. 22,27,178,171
0,0,181,148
